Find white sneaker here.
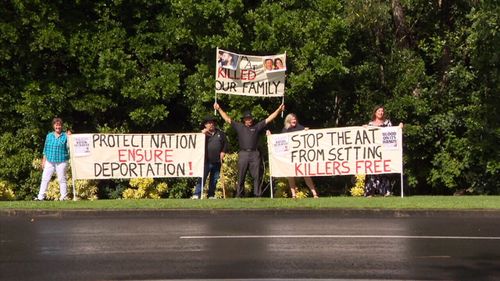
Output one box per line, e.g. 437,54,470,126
191,195,200,199
34,197,44,201
208,196,216,199
384,191,391,197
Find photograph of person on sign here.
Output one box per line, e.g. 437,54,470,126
218,50,239,70
263,56,286,73
273,57,286,71
215,49,286,97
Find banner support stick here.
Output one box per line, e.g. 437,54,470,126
281,51,286,118
72,177,76,201
270,176,273,199
400,173,404,198
400,127,404,198
68,135,77,201
200,160,205,199
215,47,219,116
220,163,226,199
281,96,285,118
214,93,218,115
200,177,204,199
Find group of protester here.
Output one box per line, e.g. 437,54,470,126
35,105,401,200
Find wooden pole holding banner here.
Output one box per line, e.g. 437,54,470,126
270,176,274,199
281,96,285,118
400,126,404,198
200,177,205,199
214,93,217,115
211,48,219,196
400,172,404,198
220,161,226,199
199,157,206,199
266,134,274,199
274,52,285,195
214,45,218,106
214,47,219,115
68,135,77,201
281,51,286,118
272,51,285,194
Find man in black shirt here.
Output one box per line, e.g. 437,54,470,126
214,102,285,197
192,115,229,199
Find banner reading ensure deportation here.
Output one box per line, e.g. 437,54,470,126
267,126,403,177
215,48,286,97
69,133,205,179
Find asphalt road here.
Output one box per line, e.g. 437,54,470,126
1,209,499,281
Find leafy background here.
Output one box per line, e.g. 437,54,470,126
0,0,498,199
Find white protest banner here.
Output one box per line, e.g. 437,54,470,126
69,133,205,179
267,126,403,177
215,48,286,97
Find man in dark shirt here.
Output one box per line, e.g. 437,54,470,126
214,102,285,197
192,115,229,199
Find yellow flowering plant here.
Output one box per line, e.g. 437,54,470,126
0,181,15,200
122,178,168,199
350,174,366,197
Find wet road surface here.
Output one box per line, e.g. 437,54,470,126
1,209,499,280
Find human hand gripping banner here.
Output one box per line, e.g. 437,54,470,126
215,48,286,97
267,126,403,177
69,133,205,179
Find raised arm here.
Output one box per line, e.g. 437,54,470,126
214,103,232,124
265,103,285,124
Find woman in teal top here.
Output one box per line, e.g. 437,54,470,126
35,117,71,200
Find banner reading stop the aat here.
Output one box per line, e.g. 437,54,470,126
215,48,286,97
267,126,403,177
69,133,205,179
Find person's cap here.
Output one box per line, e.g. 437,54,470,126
201,115,216,128
242,110,253,120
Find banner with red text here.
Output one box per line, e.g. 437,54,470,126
69,133,205,179
267,126,403,177
215,48,286,97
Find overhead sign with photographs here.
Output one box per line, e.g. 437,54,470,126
267,126,403,177
69,133,205,179
215,48,286,97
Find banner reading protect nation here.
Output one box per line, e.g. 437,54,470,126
69,133,205,179
267,126,403,177
215,48,286,97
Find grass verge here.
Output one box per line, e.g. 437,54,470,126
0,196,499,210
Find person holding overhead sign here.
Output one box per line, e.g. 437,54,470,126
214,102,285,197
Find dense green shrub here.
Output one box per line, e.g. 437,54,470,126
0,1,497,197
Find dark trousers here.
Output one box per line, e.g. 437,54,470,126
194,162,221,198
237,150,261,197
364,174,391,196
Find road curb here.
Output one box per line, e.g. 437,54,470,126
2,208,500,218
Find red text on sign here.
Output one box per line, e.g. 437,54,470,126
355,159,392,174
118,149,174,163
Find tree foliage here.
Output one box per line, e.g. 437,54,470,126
0,0,498,198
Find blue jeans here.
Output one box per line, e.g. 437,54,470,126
194,162,221,198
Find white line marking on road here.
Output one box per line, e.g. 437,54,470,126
415,255,451,258
124,279,421,281
180,234,500,240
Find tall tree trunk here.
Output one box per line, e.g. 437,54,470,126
438,0,453,86
391,0,413,49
